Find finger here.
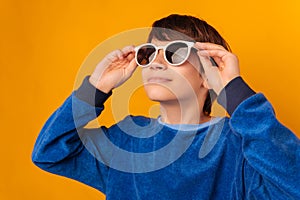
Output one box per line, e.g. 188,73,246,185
106,49,123,61
198,50,228,69
200,57,213,68
194,42,226,51
107,48,133,66
116,52,135,67
197,51,225,74
126,52,135,61
197,52,224,88
197,51,213,70
125,57,138,76
107,46,135,62
112,52,136,71
198,49,228,59
114,45,135,61
121,45,135,56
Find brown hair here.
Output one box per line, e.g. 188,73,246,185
147,14,231,115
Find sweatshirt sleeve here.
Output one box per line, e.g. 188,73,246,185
217,77,300,199
31,76,112,193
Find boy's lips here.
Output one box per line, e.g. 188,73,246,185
147,77,172,83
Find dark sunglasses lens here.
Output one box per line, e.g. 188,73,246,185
136,45,156,66
166,42,189,65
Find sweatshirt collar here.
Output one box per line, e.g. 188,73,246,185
157,116,223,131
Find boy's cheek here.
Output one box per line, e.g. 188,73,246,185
141,69,149,83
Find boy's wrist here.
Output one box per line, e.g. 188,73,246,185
217,76,256,115
75,76,112,107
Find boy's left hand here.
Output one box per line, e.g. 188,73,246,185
194,42,240,95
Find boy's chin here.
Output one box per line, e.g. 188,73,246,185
144,85,177,102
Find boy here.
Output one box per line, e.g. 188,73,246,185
32,14,300,199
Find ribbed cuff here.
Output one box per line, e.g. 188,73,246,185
217,77,256,115
74,76,112,107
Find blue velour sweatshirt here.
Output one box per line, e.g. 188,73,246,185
32,77,300,199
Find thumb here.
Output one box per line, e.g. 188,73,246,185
125,57,138,76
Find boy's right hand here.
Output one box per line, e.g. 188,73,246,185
89,45,137,93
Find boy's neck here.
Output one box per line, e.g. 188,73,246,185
159,98,211,125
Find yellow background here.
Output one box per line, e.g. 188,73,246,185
1,0,299,199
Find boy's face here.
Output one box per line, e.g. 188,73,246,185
142,39,208,103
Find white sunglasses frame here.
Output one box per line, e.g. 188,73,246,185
134,40,195,67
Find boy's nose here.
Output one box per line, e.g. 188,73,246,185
150,50,167,70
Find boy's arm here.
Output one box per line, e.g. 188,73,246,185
218,77,300,199
32,76,111,193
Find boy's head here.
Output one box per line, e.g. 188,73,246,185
143,14,230,115
147,14,230,51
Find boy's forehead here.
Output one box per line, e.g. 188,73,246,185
150,39,170,46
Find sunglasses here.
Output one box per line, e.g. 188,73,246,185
134,40,195,67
